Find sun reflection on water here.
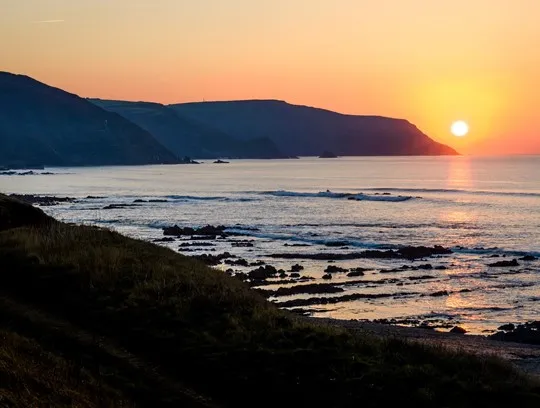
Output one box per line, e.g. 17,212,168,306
446,157,473,191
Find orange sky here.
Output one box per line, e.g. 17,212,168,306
2,0,540,154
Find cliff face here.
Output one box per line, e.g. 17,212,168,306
91,99,286,159
0,72,179,167
171,100,458,156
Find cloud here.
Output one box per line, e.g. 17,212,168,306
33,20,65,24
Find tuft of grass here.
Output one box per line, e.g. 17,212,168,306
0,329,135,407
1,193,539,407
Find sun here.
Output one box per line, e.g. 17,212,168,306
451,120,469,137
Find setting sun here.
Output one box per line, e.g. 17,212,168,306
451,121,469,137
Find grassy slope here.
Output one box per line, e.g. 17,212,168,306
0,194,539,407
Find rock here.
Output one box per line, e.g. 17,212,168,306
398,245,453,259
179,242,215,247
9,194,75,206
234,273,248,281
250,260,266,267
225,258,249,267
248,265,278,280
347,270,365,277
325,241,349,247
153,237,175,243
520,255,537,261
163,225,226,237
487,259,520,267
408,275,435,281
268,245,453,261
290,264,304,273
450,326,467,334
325,265,348,273
289,273,301,278
102,204,140,210
429,290,449,297
213,159,230,164
149,199,168,203
231,241,254,248
498,323,516,332
133,199,147,203
258,283,344,297
417,264,433,270
322,274,332,280
191,252,234,266
490,322,540,345
434,265,448,270
279,272,288,279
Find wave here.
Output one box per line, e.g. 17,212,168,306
166,195,258,202
259,190,415,202
362,187,540,198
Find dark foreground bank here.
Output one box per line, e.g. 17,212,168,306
1,193,539,407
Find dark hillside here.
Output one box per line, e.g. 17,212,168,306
172,100,458,157
0,72,179,167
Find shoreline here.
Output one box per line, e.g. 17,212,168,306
7,193,540,341
309,317,540,376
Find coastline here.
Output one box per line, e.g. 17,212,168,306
309,317,540,376
2,192,540,406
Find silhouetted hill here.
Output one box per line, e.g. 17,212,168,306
0,72,179,167
171,100,458,156
90,99,286,159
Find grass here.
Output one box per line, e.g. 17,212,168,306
1,193,539,407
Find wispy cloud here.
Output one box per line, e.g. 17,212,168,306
33,20,65,24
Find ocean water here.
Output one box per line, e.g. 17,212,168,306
3,156,540,334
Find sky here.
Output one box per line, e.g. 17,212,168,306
1,0,539,155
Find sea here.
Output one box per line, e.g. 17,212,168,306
3,156,539,334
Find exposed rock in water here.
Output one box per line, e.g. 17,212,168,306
179,242,215,247
224,258,249,267
417,264,433,270
191,252,235,266
9,194,74,207
429,290,449,297
103,204,141,210
268,245,452,261
324,241,349,247
498,324,516,332
487,259,520,267
257,283,344,298
214,159,230,164
347,270,365,277
325,265,348,273
153,237,175,243
290,264,304,273
164,225,227,237
231,241,254,248
248,265,278,280
277,291,418,308
489,322,540,345
322,274,332,280
520,255,537,261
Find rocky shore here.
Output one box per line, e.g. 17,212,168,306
311,318,540,376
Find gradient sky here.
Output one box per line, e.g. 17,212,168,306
2,0,540,154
